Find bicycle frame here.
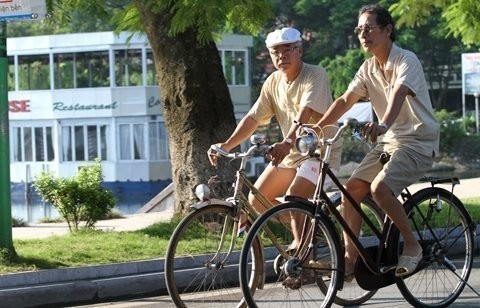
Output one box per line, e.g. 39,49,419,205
315,160,393,274
289,121,392,277
203,142,296,271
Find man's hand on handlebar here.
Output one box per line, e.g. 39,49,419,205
361,122,388,143
266,142,291,167
207,143,227,167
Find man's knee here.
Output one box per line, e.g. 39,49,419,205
370,178,393,199
344,178,370,201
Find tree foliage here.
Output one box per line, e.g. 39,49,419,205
319,49,369,98
390,0,480,47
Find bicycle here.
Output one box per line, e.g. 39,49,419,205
164,132,381,307
239,118,476,307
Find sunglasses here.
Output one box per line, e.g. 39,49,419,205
354,24,381,36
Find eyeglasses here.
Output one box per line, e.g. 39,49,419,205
270,46,299,58
354,24,380,36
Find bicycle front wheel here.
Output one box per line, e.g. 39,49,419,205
239,201,341,308
165,204,263,308
394,187,475,307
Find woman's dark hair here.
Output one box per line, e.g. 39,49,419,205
359,3,396,42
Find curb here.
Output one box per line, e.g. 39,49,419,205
0,259,168,307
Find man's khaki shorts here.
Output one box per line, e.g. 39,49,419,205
350,143,434,197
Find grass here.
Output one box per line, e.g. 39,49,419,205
1,218,181,274
1,198,479,275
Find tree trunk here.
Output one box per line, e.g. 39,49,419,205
135,2,238,213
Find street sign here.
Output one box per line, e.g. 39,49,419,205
0,0,46,21
462,53,480,95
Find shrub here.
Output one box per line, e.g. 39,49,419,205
33,159,116,232
435,109,466,156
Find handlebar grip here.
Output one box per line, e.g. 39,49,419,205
210,145,229,157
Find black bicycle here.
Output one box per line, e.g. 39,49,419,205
239,118,476,307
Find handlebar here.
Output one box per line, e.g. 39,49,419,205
324,118,360,145
296,118,360,156
210,143,271,160
209,136,272,172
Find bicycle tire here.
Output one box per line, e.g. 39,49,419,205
317,194,383,306
391,187,475,307
164,204,263,308
239,201,341,308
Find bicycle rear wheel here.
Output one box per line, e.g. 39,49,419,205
393,187,475,307
165,204,263,308
239,201,341,307
319,194,384,306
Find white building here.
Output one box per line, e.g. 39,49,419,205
7,31,253,200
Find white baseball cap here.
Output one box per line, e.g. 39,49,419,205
265,27,302,48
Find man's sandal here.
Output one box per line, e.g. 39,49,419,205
395,250,423,277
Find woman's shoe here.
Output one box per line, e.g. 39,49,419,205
395,250,423,277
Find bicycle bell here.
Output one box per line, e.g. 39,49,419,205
295,127,318,156
250,134,266,145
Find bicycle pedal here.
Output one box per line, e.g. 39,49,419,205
379,265,396,274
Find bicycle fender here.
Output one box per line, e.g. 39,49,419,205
284,195,315,206
190,198,233,210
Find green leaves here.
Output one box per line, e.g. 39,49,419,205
390,0,480,47
33,159,116,232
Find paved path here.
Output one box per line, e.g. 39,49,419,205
12,207,174,239
76,260,480,307
408,176,480,199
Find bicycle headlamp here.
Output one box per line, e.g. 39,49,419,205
295,127,318,156
195,184,211,201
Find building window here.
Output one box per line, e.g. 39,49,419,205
12,126,54,162
61,124,109,161
54,53,75,89
76,51,110,88
146,50,157,85
119,120,169,161
53,51,110,89
221,49,247,86
8,56,14,91
119,123,146,160
149,121,169,160
18,54,50,90
115,49,143,86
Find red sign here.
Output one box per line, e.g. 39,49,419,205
9,99,30,112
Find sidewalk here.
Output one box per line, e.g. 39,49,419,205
13,205,174,239
408,176,480,199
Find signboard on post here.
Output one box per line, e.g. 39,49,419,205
462,53,480,134
0,0,46,249
462,53,480,95
0,0,46,21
